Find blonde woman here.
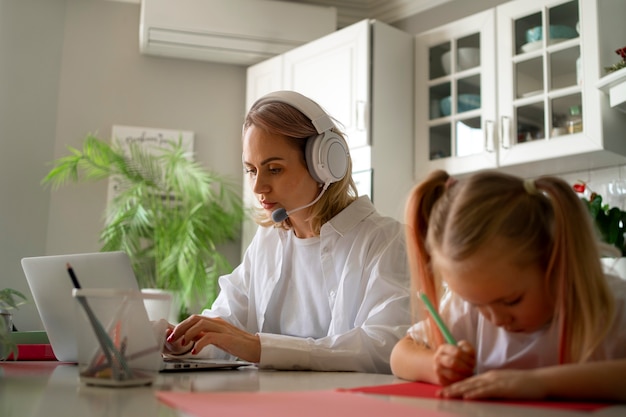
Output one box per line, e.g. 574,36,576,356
390,169,626,401
165,91,410,373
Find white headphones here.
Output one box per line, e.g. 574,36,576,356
251,90,349,185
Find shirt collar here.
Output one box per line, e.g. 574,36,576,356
323,196,376,237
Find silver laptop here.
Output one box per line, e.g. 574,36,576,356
22,252,140,362
21,251,251,371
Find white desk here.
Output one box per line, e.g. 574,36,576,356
1,362,624,417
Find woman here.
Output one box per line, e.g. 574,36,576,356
165,90,410,374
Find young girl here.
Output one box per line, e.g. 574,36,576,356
390,169,626,401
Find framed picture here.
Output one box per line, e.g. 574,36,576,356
107,125,194,205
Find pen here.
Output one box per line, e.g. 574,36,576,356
66,263,82,289
419,292,457,345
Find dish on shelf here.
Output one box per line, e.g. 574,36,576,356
520,90,542,98
520,38,573,53
440,94,481,116
440,97,452,116
525,25,578,43
521,41,542,53
441,47,480,75
458,94,481,112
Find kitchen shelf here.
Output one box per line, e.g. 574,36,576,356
597,66,626,113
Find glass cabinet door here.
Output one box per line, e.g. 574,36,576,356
415,9,497,179
428,34,483,159
498,0,583,164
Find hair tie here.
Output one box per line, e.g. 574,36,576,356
523,178,537,195
445,177,457,189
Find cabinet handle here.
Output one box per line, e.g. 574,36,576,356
356,101,366,131
500,116,511,149
485,120,494,153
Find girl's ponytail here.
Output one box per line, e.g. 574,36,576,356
536,177,613,363
405,170,451,347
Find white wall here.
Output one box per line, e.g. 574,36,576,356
2,0,247,330
0,0,66,330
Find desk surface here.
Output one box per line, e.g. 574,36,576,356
1,361,624,417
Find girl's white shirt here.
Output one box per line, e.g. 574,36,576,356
408,274,626,373
199,196,411,374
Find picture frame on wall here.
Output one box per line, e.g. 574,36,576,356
107,125,194,206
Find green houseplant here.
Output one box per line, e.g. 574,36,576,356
42,135,244,319
0,288,27,360
574,182,626,256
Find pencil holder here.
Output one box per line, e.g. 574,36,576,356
72,288,168,387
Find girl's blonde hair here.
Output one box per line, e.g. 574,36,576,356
243,99,358,235
406,169,615,363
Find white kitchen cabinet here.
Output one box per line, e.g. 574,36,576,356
245,55,283,108
414,0,626,181
414,9,497,180
243,19,414,255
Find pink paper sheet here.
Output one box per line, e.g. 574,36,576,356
341,381,613,412
156,390,459,417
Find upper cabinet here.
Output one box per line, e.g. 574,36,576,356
414,0,626,181
281,21,370,150
414,10,497,178
244,19,414,254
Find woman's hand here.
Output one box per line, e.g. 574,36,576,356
438,369,547,400
162,321,195,355
166,315,261,363
433,340,476,386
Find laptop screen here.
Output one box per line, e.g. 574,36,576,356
21,251,139,362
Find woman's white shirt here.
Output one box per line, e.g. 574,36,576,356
407,274,626,373
262,234,331,337
201,196,410,374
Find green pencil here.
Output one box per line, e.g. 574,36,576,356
419,292,457,345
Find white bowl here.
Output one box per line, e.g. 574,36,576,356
441,47,480,75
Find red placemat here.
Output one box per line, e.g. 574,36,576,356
156,390,460,417
341,381,613,412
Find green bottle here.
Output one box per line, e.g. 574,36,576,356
566,105,582,134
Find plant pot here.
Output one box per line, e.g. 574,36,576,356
141,289,180,324
601,257,626,280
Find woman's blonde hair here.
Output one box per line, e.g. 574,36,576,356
405,169,615,363
243,99,358,235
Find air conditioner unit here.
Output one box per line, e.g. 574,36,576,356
139,0,337,66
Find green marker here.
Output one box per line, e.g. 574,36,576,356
419,292,457,345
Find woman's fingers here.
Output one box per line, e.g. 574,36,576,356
166,314,206,342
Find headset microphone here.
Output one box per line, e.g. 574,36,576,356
271,183,330,223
